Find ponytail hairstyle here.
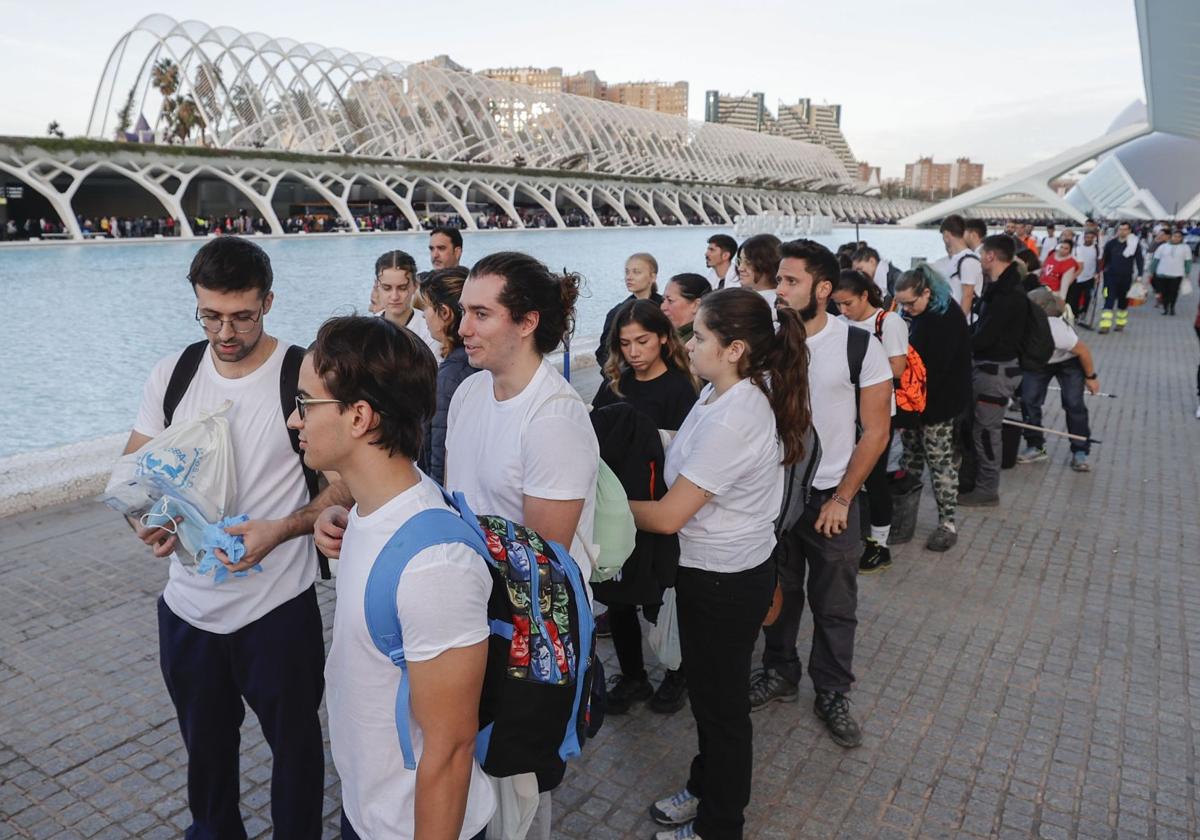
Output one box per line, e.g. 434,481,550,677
669,272,712,301
894,262,953,314
374,249,417,280
470,251,581,355
697,288,811,465
627,252,659,295
422,266,470,357
603,299,698,397
832,269,885,310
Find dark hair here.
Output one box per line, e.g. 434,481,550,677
375,249,417,279
964,218,988,239
833,269,884,310
981,234,1016,262
430,226,463,249
736,234,782,287
470,251,581,355
1016,248,1041,272
706,234,738,259
780,238,840,288
939,214,966,238
310,315,436,460
850,246,881,266
668,272,712,301
423,266,470,356
188,237,273,296
603,299,697,397
697,288,811,465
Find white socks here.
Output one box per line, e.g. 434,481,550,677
870,525,891,545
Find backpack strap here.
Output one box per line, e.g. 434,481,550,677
847,325,869,432
950,252,980,280
873,309,886,341
280,344,332,580
162,340,209,427
364,498,493,771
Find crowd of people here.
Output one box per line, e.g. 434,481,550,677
118,214,1193,840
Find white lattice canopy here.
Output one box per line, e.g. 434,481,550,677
88,15,851,190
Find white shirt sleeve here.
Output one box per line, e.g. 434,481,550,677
880,312,909,359
859,334,894,388
958,255,983,289
396,544,491,662
678,419,757,496
523,399,598,501
132,354,179,438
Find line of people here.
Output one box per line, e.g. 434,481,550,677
119,218,1157,840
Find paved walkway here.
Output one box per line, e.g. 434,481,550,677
2,303,1199,840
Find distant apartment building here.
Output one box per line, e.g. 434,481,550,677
705,91,858,180
476,66,564,95
604,81,689,117
857,162,882,185
563,70,604,99
904,156,984,197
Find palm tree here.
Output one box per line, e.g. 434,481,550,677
114,87,137,139
46,121,64,139
151,58,181,142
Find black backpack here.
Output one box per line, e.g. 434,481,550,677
163,340,330,579
1017,295,1055,373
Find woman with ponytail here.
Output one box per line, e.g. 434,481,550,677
630,287,811,840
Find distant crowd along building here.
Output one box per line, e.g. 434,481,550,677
473,62,689,118
702,91,860,183
903,156,985,199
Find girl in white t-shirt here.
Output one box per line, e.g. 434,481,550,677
832,269,909,573
628,287,812,840
375,250,442,359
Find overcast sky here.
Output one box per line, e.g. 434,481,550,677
0,0,1145,178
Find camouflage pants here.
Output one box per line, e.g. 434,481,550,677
900,419,959,526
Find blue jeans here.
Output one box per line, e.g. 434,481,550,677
1019,359,1091,454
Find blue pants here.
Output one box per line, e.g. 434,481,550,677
1102,270,1133,311
1019,359,1091,454
158,587,326,840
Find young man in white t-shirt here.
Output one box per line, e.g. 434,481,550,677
705,233,740,289
757,240,892,748
124,238,352,839
941,214,982,317
448,250,599,839
291,315,494,840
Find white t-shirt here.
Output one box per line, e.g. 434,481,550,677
946,249,982,304
445,360,599,578
328,472,496,840
1073,242,1100,281
843,309,908,416
1048,316,1080,365
664,378,783,573
1040,234,1059,262
1154,242,1191,277
872,261,892,299
805,317,893,491
133,341,315,633
707,262,740,290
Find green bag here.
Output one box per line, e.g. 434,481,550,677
588,461,636,583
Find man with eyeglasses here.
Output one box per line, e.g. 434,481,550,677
121,237,351,840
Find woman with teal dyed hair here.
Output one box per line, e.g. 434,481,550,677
890,263,972,552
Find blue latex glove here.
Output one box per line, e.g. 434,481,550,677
197,514,260,584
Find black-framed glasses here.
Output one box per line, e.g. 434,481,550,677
195,307,264,334
294,396,343,420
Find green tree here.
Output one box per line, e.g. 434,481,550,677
114,87,137,139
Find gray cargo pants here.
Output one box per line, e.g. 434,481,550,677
971,359,1022,496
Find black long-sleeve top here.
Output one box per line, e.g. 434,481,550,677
906,302,972,423
971,263,1028,362
1100,237,1144,280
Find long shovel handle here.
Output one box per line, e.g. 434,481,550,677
1002,417,1100,444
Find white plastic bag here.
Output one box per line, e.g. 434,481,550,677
102,400,237,565
647,587,682,671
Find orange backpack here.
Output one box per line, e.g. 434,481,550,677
875,310,927,415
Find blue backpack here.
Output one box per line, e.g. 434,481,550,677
364,488,600,792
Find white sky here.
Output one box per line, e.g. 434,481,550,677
0,0,1145,179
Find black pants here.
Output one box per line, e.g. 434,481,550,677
1158,275,1183,312
1102,271,1133,311
677,561,773,840
762,491,862,692
608,603,646,679
1067,278,1095,318
862,423,893,533
158,588,326,840
342,810,486,839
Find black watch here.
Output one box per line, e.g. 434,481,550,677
1085,372,1098,380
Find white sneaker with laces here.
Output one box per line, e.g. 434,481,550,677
654,823,701,840
650,788,699,826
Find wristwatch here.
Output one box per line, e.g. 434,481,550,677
1085,372,1098,380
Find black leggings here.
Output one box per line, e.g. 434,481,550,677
862,424,893,530
608,604,646,680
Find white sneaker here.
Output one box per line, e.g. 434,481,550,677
1195,403,1200,419
1017,446,1048,464
650,788,699,826
654,823,701,840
